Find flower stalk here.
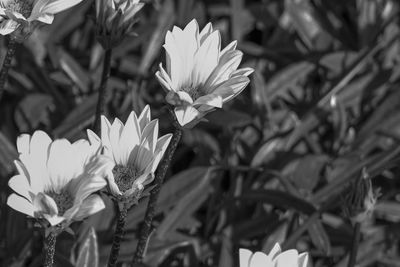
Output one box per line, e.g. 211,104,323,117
107,204,128,267
132,115,182,263
94,48,113,134
347,222,361,267
43,232,57,267
0,36,16,103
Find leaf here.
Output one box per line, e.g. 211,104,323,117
218,226,233,267
230,0,254,42
53,94,97,139
374,201,400,222
76,228,98,267
239,190,316,215
138,0,175,75
285,0,332,50
307,220,331,255
0,132,17,177
283,154,329,191
251,137,287,167
126,167,212,226
206,109,252,129
264,62,314,101
156,167,216,238
55,48,91,93
14,93,55,132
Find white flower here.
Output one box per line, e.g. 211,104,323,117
7,130,112,227
95,0,144,48
239,243,309,267
91,105,172,199
156,19,254,127
0,0,84,36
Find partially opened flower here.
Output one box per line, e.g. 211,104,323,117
91,105,172,204
0,0,84,39
156,19,254,127
239,243,309,267
7,130,112,229
95,0,144,48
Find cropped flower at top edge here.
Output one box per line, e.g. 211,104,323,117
239,243,309,267
0,0,84,37
7,130,113,228
95,0,144,48
89,105,172,200
156,19,254,127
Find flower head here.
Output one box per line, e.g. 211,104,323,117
240,244,309,267
342,170,379,224
92,106,172,203
156,19,254,127
0,0,84,39
7,130,112,229
95,0,144,49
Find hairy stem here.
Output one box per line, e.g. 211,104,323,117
107,204,128,267
0,36,17,103
93,48,112,134
43,232,57,267
132,124,182,263
347,222,361,267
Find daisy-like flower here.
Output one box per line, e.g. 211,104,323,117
7,130,113,228
0,0,84,38
156,19,254,127
91,105,172,204
239,243,309,267
95,0,144,49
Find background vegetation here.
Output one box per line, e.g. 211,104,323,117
1,0,400,266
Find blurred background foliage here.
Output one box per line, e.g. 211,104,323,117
1,0,400,266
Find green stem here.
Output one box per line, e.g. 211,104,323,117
43,232,57,267
107,204,128,267
0,36,17,103
347,222,361,267
93,48,112,135
132,123,182,264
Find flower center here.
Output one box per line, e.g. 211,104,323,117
113,164,139,193
3,0,33,17
47,190,74,216
183,86,205,101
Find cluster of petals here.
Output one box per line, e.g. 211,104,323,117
7,130,112,227
0,0,84,36
92,105,172,199
239,243,309,267
7,105,173,227
156,19,253,127
95,0,144,48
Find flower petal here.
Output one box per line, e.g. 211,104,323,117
0,19,19,35
212,76,250,103
268,243,282,260
40,0,83,14
8,174,32,201
250,251,273,267
204,50,243,90
192,30,220,87
239,248,252,267
138,105,151,131
33,192,59,219
174,105,200,126
7,193,34,217
118,111,141,165
273,249,298,266
194,94,223,109
73,174,107,204
72,194,105,221
298,252,309,267
47,139,75,191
